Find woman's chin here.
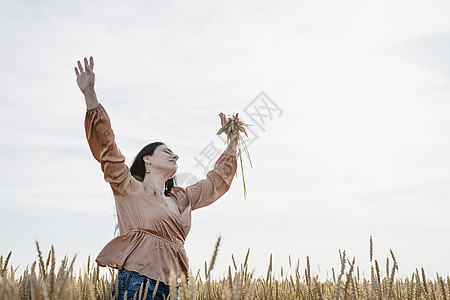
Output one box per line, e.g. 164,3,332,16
167,168,177,179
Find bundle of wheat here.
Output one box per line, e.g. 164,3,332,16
217,113,252,199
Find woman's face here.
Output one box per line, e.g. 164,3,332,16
146,144,179,177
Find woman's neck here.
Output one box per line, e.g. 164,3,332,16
142,175,166,194
143,172,169,194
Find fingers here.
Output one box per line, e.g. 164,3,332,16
84,57,93,74
75,56,94,75
219,112,226,126
77,60,84,73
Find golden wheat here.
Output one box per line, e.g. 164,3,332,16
1,238,449,299
216,113,252,199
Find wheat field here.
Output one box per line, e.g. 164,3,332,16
0,237,448,299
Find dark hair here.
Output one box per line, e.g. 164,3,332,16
130,142,176,196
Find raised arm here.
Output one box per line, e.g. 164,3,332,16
75,57,139,196
186,114,238,210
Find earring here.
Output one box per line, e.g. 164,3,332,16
146,168,150,174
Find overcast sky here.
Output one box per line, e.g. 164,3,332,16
1,0,450,280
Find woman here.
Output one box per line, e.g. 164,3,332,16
74,56,238,299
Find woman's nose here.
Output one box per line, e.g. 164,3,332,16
172,154,179,161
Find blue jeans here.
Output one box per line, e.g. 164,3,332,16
112,269,178,300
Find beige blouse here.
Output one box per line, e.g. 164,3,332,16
85,104,237,284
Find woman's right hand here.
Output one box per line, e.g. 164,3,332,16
74,56,95,94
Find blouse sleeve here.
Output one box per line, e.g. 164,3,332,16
85,104,141,196
186,150,238,211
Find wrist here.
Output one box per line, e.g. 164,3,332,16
225,140,237,156
83,88,99,110
83,87,96,96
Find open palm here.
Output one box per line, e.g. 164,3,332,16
74,56,95,93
